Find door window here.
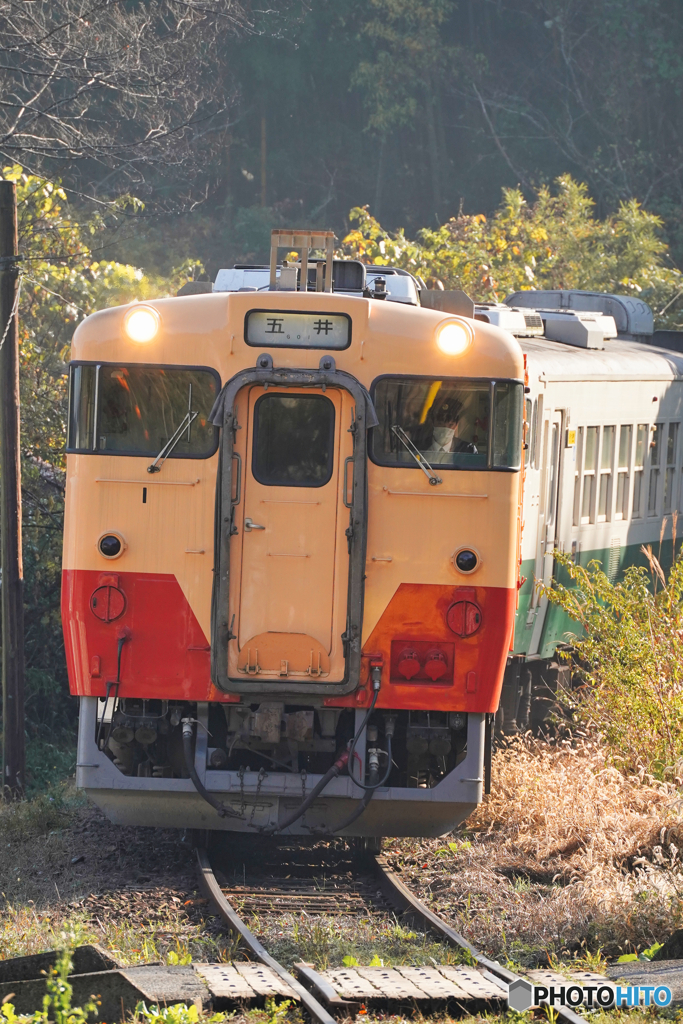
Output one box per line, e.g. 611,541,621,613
251,393,335,487
546,423,559,528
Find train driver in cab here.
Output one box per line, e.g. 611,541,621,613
420,394,479,462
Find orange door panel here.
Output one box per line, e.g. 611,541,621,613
232,385,350,679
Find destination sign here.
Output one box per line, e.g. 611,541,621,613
245,310,351,349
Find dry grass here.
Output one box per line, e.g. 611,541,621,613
0,782,231,965
390,737,683,966
3,743,683,1024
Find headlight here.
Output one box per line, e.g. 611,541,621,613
123,305,160,343
436,319,472,356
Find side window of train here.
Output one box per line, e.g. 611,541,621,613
648,423,662,516
615,425,633,520
370,376,523,471
580,426,599,524
251,393,335,487
597,425,615,522
632,423,648,518
572,427,584,526
664,422,679,513
67,363,220,457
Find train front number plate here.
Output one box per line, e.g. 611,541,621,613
245,310,351,349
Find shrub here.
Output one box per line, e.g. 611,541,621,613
541,547,683,780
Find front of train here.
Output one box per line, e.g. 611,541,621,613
62,232,524,837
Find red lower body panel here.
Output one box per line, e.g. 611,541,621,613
328,583,516,712
62,569,237,702
63,571,513,711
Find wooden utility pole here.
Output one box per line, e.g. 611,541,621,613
0,179,25,799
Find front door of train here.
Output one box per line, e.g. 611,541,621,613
230,385,354,681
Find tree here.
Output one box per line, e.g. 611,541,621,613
342,175,683,328
0,164,192,788
0,1,252,199
352,0,457,221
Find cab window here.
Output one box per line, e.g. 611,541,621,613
67,363,219,458
370,376,523,471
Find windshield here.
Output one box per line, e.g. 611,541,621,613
68,364,219,458
371,377,523,471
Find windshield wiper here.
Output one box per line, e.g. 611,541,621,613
148,410,198,474
391,425,442,485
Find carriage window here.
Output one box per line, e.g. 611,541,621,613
597,425,615,521
371,377,522,471
649,423,662,515
67,363,219,457
572,426,584,526
581,426,598,523
632,423,648,518
615,424,632,520
664,422,679,512
252,394,335,487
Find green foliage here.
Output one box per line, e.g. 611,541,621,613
263,999,293,1024
434,840,471,857
0,166,197,788
617,940,663,962
41,948,98,1024
0,1005,42,1024
353,0,457,134
540,548,683,779
135,1003,228,1024
342,176,683,327
0,947,101,1024
166,950,193,966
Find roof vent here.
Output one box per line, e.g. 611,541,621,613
540,309,618,350
505,289,653,339
474,303,543,336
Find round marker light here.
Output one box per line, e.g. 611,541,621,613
453,548,479,574
98,533,126,559
123,305,160,343
436,320,471,356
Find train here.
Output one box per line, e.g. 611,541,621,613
62,228,681,838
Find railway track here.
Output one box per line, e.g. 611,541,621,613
196,838,587,1024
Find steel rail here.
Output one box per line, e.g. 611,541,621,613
373,855,587,1024
196,847,337,1024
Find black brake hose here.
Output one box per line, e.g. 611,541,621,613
347,669,393,792
332,777,376,833
263,750,349,835
182,719,239,818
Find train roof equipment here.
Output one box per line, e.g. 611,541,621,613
505,288,654,340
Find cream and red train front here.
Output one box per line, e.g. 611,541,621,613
62,287,523,835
